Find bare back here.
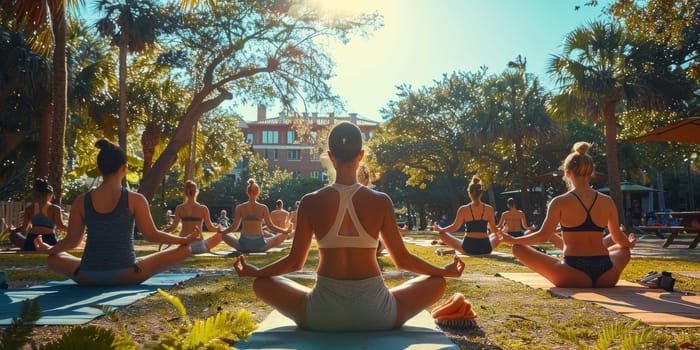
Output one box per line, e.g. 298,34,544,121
549,191,617,256
299,185,385,279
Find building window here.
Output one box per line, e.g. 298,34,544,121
287,130,296,144
310,149,320,161
263,149,269,160
273,149,279,161
246,133,254,144
262,130,279,144
288,150,301,161
310,171,322,179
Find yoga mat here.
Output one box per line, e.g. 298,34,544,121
404,238,513,257
498,272,700,327
237,310,459,350
0,273,198,325
195,246,288,257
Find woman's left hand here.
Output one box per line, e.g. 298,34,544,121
444,256,465,277
234,255,259,277
627,232,637,248
33,236,51,253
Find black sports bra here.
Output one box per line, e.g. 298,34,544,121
465,205,488,232
560,192,606,232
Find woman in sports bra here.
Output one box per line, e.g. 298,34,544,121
497,198,536,238
233,122,464,331
10,178,68,251
220,178,290,253
433,176,504,256
163,180,223,254
34,139,201,285
499,142,636,288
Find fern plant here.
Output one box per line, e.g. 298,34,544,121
142,288,258,349
556,319,656,350
0,299,41,350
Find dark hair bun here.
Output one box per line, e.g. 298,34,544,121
34,178,53,195
95,139,115,150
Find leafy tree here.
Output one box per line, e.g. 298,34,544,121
476,56,562,215
371,71,489,214
548,20,691,220
609,0,700,84
0,19,51,199
1,0,77,201
95,0,170,154
136,0,381,201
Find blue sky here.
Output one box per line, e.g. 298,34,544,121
245,0,612,121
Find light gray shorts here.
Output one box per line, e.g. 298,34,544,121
190,239,208,255
306,275,398,331
239,234,266,253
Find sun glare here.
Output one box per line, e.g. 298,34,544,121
307,0,383,18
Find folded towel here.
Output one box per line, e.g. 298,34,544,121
431,293,477,329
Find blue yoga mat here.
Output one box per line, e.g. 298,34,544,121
236,310,459,350
0,273,198,325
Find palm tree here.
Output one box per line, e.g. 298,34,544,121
95,0,166,153
1,0,74,200
548,21,648,221
477,56,561,216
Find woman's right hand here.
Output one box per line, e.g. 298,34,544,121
234,256,259,277
443,256,465,277
184,226,202,243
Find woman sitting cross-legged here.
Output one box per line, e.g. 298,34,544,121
10,178,68,251
499,142,636,288
162,180,223,254
433,176,505,256
234,122,464,331
219,178,291,253
34,139,201,285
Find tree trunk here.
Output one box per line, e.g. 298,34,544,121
49,8,67,203
118,36,128,153
603,102,624,222
141,121,161,177
138,89,232,201
36,93,52,180
515,139,530,216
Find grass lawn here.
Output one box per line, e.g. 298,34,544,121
2,231,700,349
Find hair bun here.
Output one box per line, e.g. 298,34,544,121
573,141,590,155
95,139,116,150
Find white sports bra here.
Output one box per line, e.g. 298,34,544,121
315,183,378,249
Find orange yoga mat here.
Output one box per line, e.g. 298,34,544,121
498,272,700,327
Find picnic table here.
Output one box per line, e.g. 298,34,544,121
636,222,700,249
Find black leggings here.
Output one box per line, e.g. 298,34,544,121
461,236,492,255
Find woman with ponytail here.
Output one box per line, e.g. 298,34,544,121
500,142,636,287
35,139,201,285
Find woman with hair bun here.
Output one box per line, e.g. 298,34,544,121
433,176,505,256
35,139,201,285
10,178,68,251
234,122,463,331
500,142,636,287
163,180,223,254
219,178,290,253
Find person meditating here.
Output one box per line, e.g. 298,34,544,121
497,197,536,237
220,179,290,253
433,177,504,256
34,139,201,285
10,178,68,251
233,122,464,331
163,180,223,254
499,142,636,288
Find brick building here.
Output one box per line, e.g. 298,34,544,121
238,105,379,179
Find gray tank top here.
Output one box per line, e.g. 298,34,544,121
80,187,136,271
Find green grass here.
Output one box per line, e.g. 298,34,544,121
1,233,700,349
